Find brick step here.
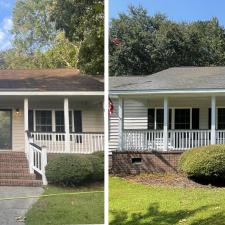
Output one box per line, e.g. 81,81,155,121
0,179,42,187
0,173,36,180
0,159,28,164
0,167,30,173
0,162,29,167
0,152,26,156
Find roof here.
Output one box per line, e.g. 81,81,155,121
110,67,225,93
0,69,104,92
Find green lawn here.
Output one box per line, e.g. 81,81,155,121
109,177,225,225
26,183,104,225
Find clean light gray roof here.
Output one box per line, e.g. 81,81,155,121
110,67,225,92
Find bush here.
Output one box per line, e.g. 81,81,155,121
179,145,225,183
46,152,104,186
89,151,104,181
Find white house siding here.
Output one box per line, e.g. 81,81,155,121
12,108,25,152
109,96,225,151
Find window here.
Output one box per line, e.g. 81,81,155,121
175,109,190,129
208,108,211,129
55,111,73,132
36,111,52,132
218,108,225,129
148,108,172,129
55,111,64,132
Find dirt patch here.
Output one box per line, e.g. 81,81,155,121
123,173,215,188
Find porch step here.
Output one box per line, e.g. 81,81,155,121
0,173,36,180
0,152,42,186
0,179,42,187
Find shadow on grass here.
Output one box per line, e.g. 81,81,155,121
110,203,225,225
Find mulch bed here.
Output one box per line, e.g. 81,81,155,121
123,173,215,188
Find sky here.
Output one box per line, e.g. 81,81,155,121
0,0,15,50
109,0,225,26
1,1,225,50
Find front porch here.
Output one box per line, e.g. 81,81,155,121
0,95,104,185
113,94,225,151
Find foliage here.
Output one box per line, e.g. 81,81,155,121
0,0,103,74
109,177,225,225
49,0,104,74
89,151,104,181
110,6,225,75
179,145,225,183
1,32,79,69
46,152,104,186
12,0,56,53
25,184,104,225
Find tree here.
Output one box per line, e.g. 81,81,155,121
50,0,104,74
12,0,57,54
109,6,225,76
1,32,79,69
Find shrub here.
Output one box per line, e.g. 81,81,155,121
46,152,104,186
46,154,93,186
179,145,225,183
89,151,104,181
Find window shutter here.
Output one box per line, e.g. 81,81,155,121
148,109,155,129
28,110,34,131
74,111,82,133
192,108,199,129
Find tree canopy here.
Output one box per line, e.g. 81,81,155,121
0,0,104,75
110,6,225,76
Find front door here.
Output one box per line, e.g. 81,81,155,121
0,110,12,150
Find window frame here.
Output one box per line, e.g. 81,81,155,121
29,109,82,133
148,107,199,130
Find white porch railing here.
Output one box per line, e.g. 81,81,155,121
26,132,47,185
168,130,211,150
30,132,104,153
123,130,164,151
123,129,211,151
216,130,225,144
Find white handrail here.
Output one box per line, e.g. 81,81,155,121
27,131,47,185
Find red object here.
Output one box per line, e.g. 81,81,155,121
112,38,121,46
109,98,114,115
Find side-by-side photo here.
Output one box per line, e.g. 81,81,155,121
109,1,225,225
0,0,104,225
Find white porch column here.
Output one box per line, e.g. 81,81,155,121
118,97,124,151
211,96,216,144
64,98,70,153
163,97,168,151
24,98,29,154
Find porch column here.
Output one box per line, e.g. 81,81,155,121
211,96,216,144
24,98,29,154
64,98,70,153
163,97,168,151
118,97,124,151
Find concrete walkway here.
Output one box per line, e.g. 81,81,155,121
0,186,43,225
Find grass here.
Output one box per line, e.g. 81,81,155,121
109,177,225,225
25,183,104,225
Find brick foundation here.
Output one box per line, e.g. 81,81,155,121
112,151,183,175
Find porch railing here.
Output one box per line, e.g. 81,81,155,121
26,131,47,185
30,132,104,153
123,129,212,151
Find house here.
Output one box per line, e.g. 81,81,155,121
0,69,104,186
109,67,225,174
